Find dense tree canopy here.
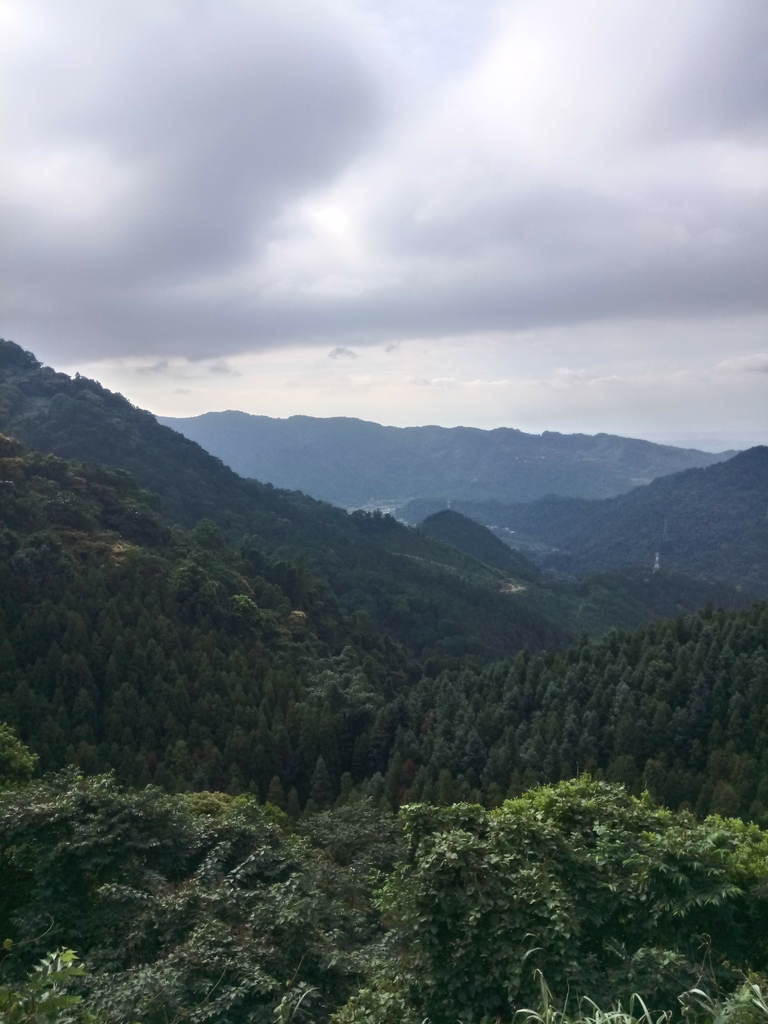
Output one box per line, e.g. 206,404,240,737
2,340,768,1024
378,779,768,1022
2,775,768,1024
380,603,768,822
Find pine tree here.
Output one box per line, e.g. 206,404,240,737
267,775,287,810
286,787,301,819
437,768,455,806
310,756,332,810
336,771,354,806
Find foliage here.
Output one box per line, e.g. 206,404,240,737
4,339,747,666
0,339,571,662
4,775,768,1024
417,512,753,636
0,774,399,1024
0,437,432,799
376,780,768,1024
418,509,543,579
516,970,673,1024
0,949,91,1024
682,979,768,1024
2,430,767,816
405,448,768,596
376,602,768,822
0,723,37,785
4,339,768,1024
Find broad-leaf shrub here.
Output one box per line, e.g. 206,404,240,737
0,724,37,785
0,774,398,1024
0,949,90,1024
377,779,768,1024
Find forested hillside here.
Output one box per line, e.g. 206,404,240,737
400,447,768,595
2,338,747,661
1,428,766,818
3,341,768,1024
416,509,753,635
2,435,566,798
418,509,543,577
381,602,768,821
159,408,732,506
0,340,574,661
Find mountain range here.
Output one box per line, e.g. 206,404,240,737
399,447,768,596
0,338,753,657
159,409,733,507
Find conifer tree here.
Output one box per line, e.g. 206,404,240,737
336,771,354,806
437,769,455,806
310,756,332,810
267,775,286,810
286,787,301,819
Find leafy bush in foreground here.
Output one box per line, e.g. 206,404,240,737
0,949,91,1024
374,778,768,1024
0,773,400,1024
4,774,768,1024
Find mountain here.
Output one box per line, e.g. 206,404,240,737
0,433,405,791
383,600,768,821
416,509,754,633
0,339,753,656
0,338,573,660
418,510,544,580
0,423,763,808
399,448,768,595
4,347,768,1024
158,409,734,507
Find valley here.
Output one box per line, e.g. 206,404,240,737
1,338,767,1024
3,5,767,1021
399,448,768,595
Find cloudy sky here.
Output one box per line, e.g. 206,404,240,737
2,0,767,447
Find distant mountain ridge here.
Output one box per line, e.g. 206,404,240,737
399,447,768,596
0,337,569,659
158,410,734,507
0,338,752,655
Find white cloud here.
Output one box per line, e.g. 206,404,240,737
717,352,768,374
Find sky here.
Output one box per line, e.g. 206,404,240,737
1,0,767,449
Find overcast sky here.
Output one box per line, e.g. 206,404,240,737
2,0,767,446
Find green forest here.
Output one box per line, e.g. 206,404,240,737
3,338,768,1023
400,447,768,596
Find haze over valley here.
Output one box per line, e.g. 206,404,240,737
160,410,735,508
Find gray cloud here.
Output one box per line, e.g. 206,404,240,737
1,0,768,378
328,346,357,359
209,361,241,377
717,353,768,374
136,360,170,375
1,0,385,357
